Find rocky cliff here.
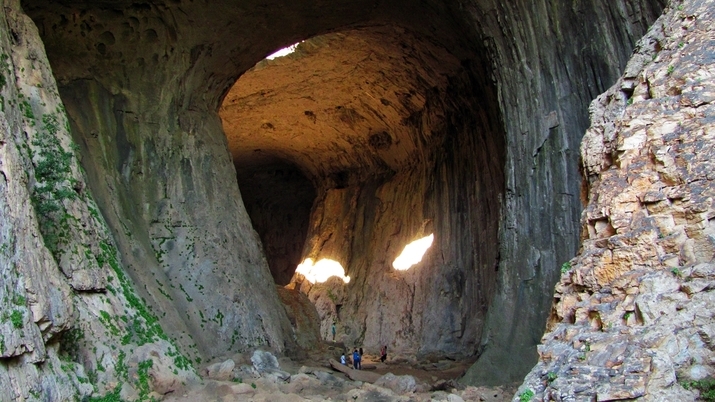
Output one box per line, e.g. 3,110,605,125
0,1,197,399
517,0,715,400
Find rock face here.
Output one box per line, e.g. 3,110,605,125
224,25,506,359
0,0,690,400
517,0,715,400
0,0,197,400
237,163,316,286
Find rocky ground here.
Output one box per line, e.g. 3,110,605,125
162,345,517,402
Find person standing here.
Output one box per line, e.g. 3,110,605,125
352,349,360,370
380,345,387,363
340,352,346,365
331,323,336,341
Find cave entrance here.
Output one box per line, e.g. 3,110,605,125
220,25,505,360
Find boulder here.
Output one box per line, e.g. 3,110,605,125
252,350,281,374
204,359,236,381
374,373,417,394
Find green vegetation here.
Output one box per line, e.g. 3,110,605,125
230,329,239,348
547,372,557,383
671,267,682,277
115,350,127,379
87,385,123,402
667,65,675,75
58,327,85,360
29,110,79,261
155,279,173,300
682,378,715,401
214,310,224,327
519,389,534,402
560,262,571,274
136,359,153,400
251,382,257,389
623,311,634,320
12,294,26,306
98,241,168,346
10,309,23,328
20,100,35,123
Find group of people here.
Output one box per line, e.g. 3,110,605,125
339,345,388,369
332,323,388,368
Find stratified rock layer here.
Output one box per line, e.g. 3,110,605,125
517,0,715,400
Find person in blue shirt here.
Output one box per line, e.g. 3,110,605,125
352,349,360,370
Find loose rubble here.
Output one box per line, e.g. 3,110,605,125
165,349,515,402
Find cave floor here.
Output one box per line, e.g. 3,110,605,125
163,344,517,401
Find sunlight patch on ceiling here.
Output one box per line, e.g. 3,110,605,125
392,234,434,270
295,258,350,283
266,42,301,60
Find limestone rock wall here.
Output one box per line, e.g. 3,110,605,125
0,0,197,400
460,0,666,384
517,0,715,399
24,0,301,365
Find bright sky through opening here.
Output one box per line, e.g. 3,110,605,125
295,258,350,284
393,234,434,270
266,42,301,60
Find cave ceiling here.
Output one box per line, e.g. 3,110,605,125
220,26,464,183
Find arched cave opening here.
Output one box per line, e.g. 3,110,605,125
220,26,505,360
19,0,664,392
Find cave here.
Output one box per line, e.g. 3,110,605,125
220,26,506,361
0,0,674,399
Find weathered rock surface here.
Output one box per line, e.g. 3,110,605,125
0,0,198,400
204,359,235,381
374,372,419,394
277,286,322,352
227,0,663,373
516,0,715,400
